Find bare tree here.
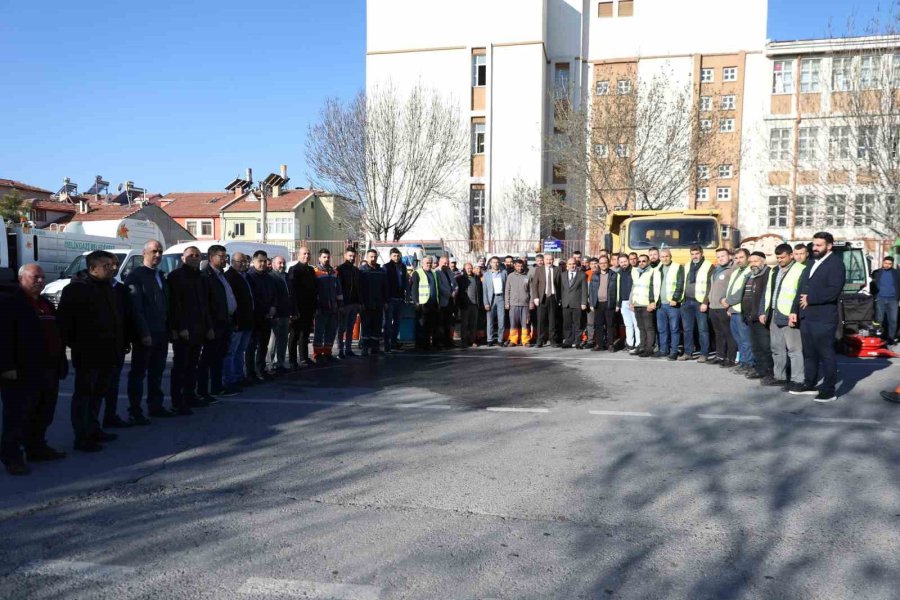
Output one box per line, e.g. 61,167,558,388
306,84,468,241
541,69,731,235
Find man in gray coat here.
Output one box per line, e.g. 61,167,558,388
126,240,172,422
504,259,531,346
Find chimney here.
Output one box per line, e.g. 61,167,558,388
280,164,287,179
78,198,89,214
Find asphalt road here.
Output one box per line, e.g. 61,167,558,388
0,346,897,600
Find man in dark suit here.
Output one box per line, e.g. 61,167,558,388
288,247,317,367
167,246,213,415
198,244,235,400
125,240,171,422
383,248,409,351
223,252,254,394
530,253,562,347
246,251,277,382
790,231,846,403
559,257,588,348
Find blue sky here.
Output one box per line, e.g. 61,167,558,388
0,0,887,194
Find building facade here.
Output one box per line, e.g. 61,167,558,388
159,192,230,240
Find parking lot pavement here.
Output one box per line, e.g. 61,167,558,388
0,348,897,599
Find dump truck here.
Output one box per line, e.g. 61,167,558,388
603,209,739,265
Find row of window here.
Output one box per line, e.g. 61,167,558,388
592,143,630,158
595,79,632,96
700,66,739,84
769,125,892,161
700,118,736,133
228,218,306,237
696,187,732,202
700,95,736,111
697,164,734,179
767,194,880,228
773,54,900,94
185,219,213,237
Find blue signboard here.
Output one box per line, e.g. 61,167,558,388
542,238,562,253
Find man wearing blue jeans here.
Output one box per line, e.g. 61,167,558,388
223,252,254,394
723,248,753,372
679,245,713,362
482,257,507,347
871,256,899,344
383,248,408,351
655,249,684,359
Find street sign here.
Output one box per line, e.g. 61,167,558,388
543,238,562,253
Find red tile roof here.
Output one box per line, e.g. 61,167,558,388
221,189,315,213
29,199,78,213
0,178,52,195
159,192,231,218
70,203,143,222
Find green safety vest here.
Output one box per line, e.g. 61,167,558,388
726,266,750,313
631,268,661,306
686,260,712,302
415,268,439,304
660,263,684,303
764,261,806,317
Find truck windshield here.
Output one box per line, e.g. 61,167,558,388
841,248,869,293
61,251,128,278
627,218,719,250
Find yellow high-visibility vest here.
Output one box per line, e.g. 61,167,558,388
686,260,712,301
660,263,684,303
726,266,750,313
632,268,661,306
415,268,439,304
764,261,806,317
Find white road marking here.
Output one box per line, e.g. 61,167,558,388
16,560,136,580
698,413,765,421
800,416,882,425
588,410,654,417
238,576,381,599
485,407,550,414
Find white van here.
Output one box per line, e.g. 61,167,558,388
160,240,291,273
41,248,140,306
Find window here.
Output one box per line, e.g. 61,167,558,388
255,219,261,234
769,128,791,160
854,194,875,226
186,221,197,236
629,218,720,249
233,222,245,236
305,224,311,238
857,126,877,160
721,95,736,110
554,63,570,98
696,187,709,201
472,122,485,154
893,54,900,87
859,55,878,89
593,143,608,158
201,221,212,237
716,187,732,201
723,67,737,82
832,57,851,91
697,165,710,179
700,119,712,132
795,195,816,227
773,60,794,94
120,255,143,280
470,187,485,226
598,1,613,17
615,143,629,158
617,79,632,95
720,118,735,133
700,96,712,111
829,126,851,159
266,217,293,236
799,58,821,92
618,0,634,17
824,195,847,227
186,219,213,238
768,196,789,227
891,126,900,159
700,68,714,83
595,80,609,96
718,164,733,178
472,54,486,86
798,127,818,160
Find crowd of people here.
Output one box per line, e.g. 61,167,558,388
0,231,894,476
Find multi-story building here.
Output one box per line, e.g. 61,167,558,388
742,36,900,257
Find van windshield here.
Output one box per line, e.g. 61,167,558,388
61,251,128,278
160,252,208,274
627,218,719,250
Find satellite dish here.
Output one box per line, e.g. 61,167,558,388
117,183,123,192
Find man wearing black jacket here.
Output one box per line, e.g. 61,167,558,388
223,252,254,394
198,244,235,400
790,231,846,402
530,254,562,347
167,246,213,415
742,252,773,381
588,256,618,351
336,247,361,358
383,248,408,351
102,258,132,429
125,240,171,422
559,257,588,348
246,251,276,382
456,262,483,347
288,247,317,368
58,251,123,452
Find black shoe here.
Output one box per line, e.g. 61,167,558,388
103,415,132,429
148,407,176,419
175,407,194,416
745,371,762,380
880,390,900,403
813,391,838,403
188,397,210,408
303,358,316,366
759,376,782,386
128,414,152,426
536,342,545,348
74,440,103,453
608,345,617,352
590,346,603,352
653,352,667,358
2,459,30,476
201,394,220,405
487,342,496,347
789,383,818,396
26,446,66,462
220,386,240,397
93,430,118,442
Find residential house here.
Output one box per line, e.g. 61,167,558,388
67,201,193,247
0,178,53,202
159,192,230,239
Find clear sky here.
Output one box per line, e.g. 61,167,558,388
0,0,887,195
